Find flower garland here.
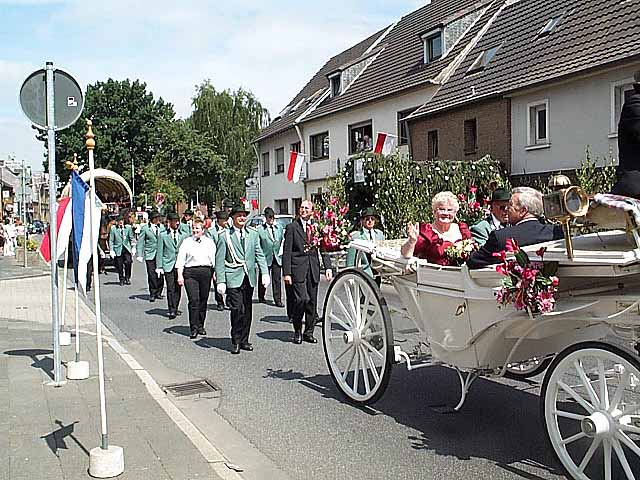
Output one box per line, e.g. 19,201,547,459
494,240,559,314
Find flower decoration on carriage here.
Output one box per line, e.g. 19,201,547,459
313,197,352,251
444,239,478,266
494,241,559,314
455,185,491,225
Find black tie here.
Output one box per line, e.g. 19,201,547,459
172,230,177,246
240,230,245,249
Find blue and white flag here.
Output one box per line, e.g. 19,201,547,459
71,171,102,294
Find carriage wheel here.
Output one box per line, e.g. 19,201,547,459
541,342,640,479
322,269,393,405
505,356,553,379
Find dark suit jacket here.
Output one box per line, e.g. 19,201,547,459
282,219,332,284
611,84,640,198
467,219,564,269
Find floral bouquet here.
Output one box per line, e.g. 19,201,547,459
494,240,559,315
313,196,352,251
444,239,478,266
456,185,491,226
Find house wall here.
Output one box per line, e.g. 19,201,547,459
257,87,437,213
408,98,511,167
257,129,304,215
510,63,640,174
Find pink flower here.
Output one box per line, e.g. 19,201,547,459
550,276,559,287
329,197,338,205
522,268,537,282
505,238,519,253
470,201,481,211
469,185,477,194
458,194,466,202
492,250,507,262
496,264,507,276
536,247,547,258
339,206,348,215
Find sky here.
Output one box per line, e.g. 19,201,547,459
1,0,424,170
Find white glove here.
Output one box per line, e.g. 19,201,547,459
155,268,164,277
261,273,271,288
136,256,144,263
217,283,226,295
109,251,116,259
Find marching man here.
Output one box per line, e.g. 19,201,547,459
156,212,189,319
215,205,269,355
257,207,284,307
108,214,135,286
136,210,164,302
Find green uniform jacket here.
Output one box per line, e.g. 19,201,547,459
346,228,385,278
215,226,267,288
108,224,134,256
179,222,192,236
257,223,284,266
470,217,494,247
156,228,189,272
136,223,162,260
205,224,227,243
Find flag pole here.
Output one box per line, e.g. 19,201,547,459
86,120,124,477
67,219,89,380
59,246,72,346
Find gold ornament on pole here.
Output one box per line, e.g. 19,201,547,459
65,153,79,171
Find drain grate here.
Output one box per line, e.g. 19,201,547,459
163,379,219,397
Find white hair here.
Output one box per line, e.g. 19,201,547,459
431,191,459,213
512,187,543,217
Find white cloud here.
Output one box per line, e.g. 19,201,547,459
0,117,46,170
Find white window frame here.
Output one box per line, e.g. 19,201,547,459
526,99,550,150
275,147,285,174
610,78,635,137
422,28,443,64
329,72,341,97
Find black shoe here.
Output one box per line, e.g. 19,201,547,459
125,279,131,285
303,334,318,344
240,343,253,351
150,296,156,303
274,302,284,308
293,332,302,344
86,286,91,292
156,294,164,299
197,327,206,336
258,298,266,304
119,279,125,286
190,330,198,339
168,312,176,319
231,344,240,354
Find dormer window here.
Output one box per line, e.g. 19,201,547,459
537,9,573,38
466,44,501,75
422,29,443,64
329,72,342,97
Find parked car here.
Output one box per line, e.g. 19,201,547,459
248,214,294,230
27,220,44,235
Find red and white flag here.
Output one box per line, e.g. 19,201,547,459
287,151,306,183
374,132,397,155
39,196,73,265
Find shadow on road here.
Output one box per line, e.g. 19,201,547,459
259,315,290,325
162,325,191,337
4,348,54,380
41,420,90,456
267,363,564,477
194,336,233,352
128,294,154,301
145,308,170,317
256,330,293,343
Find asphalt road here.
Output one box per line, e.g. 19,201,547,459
94,260,567,480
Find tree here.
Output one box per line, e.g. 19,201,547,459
146,119,224,209
38,79,175,190
190,81,269,202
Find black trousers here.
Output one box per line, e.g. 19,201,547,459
258,260,282,303
227,275,254,345
183,266,212,332
290,268,319,335
164,268,181,315
145,258,164,297
115,249,132,281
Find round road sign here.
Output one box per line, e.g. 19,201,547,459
19,68,84,131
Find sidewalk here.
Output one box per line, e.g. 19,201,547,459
0,254,50,281
1,276,226,480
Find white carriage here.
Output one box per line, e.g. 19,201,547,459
322,191,640,480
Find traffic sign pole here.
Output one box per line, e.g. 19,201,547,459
46,61,64,386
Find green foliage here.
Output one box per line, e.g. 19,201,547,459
38,79,175,190
341,153,509,238
576,146,617,195
190,81,270,203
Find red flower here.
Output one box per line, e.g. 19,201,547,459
329,196,338,205
470,201,481,211
469,185,477,194
505,238,519,253
492,250,507,262
535,247,547,258
551,276,559,287
458,193,466,202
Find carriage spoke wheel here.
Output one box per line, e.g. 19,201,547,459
542,342,640,480
322,269,393,405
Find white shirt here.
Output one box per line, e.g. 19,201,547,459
175,235,216,269
490,214,504,230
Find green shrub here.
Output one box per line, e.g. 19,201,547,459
575,146,616,195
